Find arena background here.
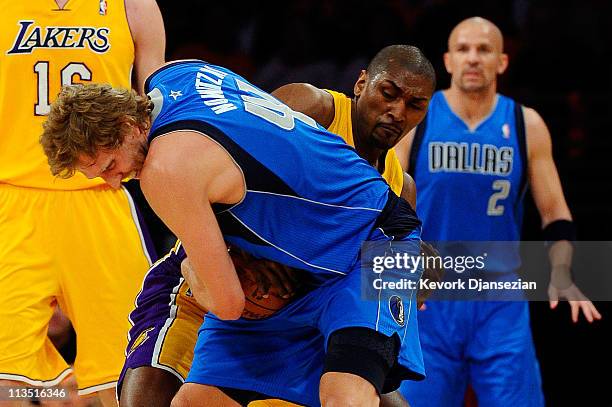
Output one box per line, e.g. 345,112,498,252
139,1,612,405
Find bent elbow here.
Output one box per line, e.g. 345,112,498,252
209,294,245,321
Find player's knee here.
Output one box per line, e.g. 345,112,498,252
120,367,181,407
97,388,119,407
320,328,401,406
171,384,238,407
380,390,409,407
0,380,28,407
320,372,379,407
170,389,190,407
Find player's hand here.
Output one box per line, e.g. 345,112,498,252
417,241,444,309
548,282,602,323
180,257,193,280
229,246,302,299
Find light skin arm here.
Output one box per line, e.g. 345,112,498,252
140,131,245,320
125,0,166,93
525,107,601,323
271,83,336,128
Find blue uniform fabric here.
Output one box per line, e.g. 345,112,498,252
400,91,544,406
412,91,526,272
401,301,543,407
145,60,390,282
143,60,424,405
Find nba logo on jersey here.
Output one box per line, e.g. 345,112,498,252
502,123,510,139
99,0,107,15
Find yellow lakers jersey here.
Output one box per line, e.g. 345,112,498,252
0,0,134,189
325,90,404,196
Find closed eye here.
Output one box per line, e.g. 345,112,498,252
101,160,115,174
382,90,394,99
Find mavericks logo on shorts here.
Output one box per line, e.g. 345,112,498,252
389,295,405,327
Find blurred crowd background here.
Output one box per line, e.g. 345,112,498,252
147,0,611,405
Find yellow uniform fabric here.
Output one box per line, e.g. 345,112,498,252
249,401,301,407
0,0,134,189
0,0,151,394
156,275,204,381
325,90,404,195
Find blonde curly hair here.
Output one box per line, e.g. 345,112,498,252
40,83,152,178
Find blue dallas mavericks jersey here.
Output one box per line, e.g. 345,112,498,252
144,60,393,281
411,91,527,272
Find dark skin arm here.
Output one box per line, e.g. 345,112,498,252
400,172,417,209
272,83,336,128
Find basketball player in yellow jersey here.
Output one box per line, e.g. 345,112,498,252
0,0,165,405
272,45,435,208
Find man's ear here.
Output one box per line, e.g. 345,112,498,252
443,52,452,74
354,69,367,98
497,53,509,75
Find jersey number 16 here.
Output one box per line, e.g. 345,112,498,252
34,61,91,116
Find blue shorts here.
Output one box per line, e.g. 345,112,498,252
187,205,425,406
400,298,544,407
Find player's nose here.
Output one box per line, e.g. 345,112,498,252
389,101,406,123
466,47,480,63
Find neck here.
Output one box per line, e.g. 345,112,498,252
444,84,498,128
351,100,383,168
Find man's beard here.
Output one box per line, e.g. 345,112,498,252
131,140,149,173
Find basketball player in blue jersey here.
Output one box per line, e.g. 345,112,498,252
395,17,601,407
40,60,426,406
113,45,436,407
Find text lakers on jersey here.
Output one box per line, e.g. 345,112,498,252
7,20,110,54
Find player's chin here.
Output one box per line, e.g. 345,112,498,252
372,132,399,150
460,80,487,93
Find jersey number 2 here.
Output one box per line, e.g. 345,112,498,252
487,180,511,216
34,61,92,116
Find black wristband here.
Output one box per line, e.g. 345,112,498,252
542,219,576,245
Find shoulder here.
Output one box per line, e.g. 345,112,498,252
140,133,199,188
124,0,160,28
271,83,335,128
124,0,161,18
522,105,546,130
400,172,417,208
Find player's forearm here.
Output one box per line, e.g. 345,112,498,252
548,240,574,289
544,219,576,289
181,256,243,319
180,258,213,309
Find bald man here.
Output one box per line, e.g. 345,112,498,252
395,17,601,406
